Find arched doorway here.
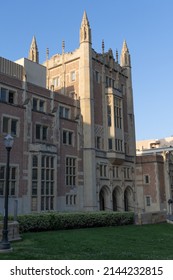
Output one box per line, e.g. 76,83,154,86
124,186,134,211
100,188,105,210
99,186,110,211
112,186,122,211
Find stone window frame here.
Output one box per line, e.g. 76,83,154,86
0,164,18,196
71,71,76,82
115,138,123,152
112,165,119,179
114,96,122,129
146,195,151,206
0,84,17,105
144,174,150,184
59,105,71,119
62,129,74,146
66,194,77,206
31,154,55,212
100,163,108,178
32,96,46,113
2,114,20,137
35,123,48,141
95,71,100,83
124,166,131,180
52,76,60,88
95,136,102,150
108,138,113,150
65,156,77,187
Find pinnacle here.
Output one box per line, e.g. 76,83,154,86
122,40,129,52
81,10,90,26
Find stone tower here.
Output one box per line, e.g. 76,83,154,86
79,11,97,210
120,40,136,156
43,12,136,213
28,36,39,63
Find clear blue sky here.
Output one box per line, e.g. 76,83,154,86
1,0,173,140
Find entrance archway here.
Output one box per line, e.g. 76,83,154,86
112,186,122,211
124,186,134,211
99,186,110,211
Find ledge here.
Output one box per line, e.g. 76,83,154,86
0,221,21,241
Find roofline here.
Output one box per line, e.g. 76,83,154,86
136,146,173,156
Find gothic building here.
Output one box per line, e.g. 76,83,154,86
0,12,136,215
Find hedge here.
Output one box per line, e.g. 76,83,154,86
16,212,134,233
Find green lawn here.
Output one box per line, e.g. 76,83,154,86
0,223,173,260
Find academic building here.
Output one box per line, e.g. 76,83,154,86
136,137,173,218
0,12,136,215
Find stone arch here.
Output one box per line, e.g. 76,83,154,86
99,185,110,211
124,186,134,211
112,186,122,211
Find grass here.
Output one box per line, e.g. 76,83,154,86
0,223,173,259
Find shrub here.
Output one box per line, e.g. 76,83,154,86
17,211,134,233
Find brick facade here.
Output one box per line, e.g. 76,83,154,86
0,12,136,215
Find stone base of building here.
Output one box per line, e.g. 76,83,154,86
135,211,167,225
0,221,21,241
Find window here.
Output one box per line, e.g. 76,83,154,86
106,76,109,87
33,98,45,112
0,87,16,104
112,166,119,178
39,100,45,112
33,98,37,111
144,175,150,184
124,167,130,179
146,196,151,206
31,155,55,212
115,139,123,152
59,106,70,119
109,78,112,87
36,124,48,141
0,165,17,196
96,136,102,149
108,138,113,150
66,157,76,186
112,80,115,89
105,77,112,87
100,164,107,178
107,105,112,127
114,97,122,129
95,71,100,83
2,116,18,136
0,88,7,101
124,142,128,154
31,155,38,203
9,91,15,103
66,194,77,205
71,71,76,81
41,155,54,211
63,130,73,145
52,76,60,88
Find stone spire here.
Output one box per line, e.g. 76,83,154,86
120,40,131,67
80,11,92,44
28,36,39,63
